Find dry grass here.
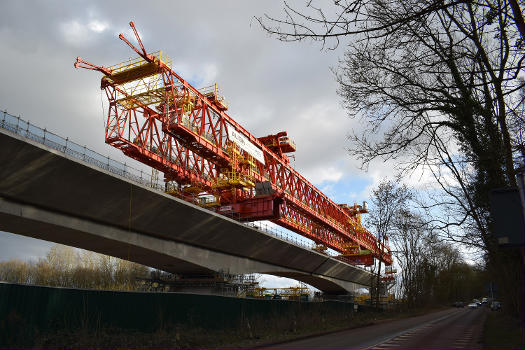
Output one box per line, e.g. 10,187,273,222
483,311,524,350
1,308,390,349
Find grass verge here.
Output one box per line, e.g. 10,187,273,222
0,303,451,349
483,311,524,350
17,307,447,349
24,311,384,350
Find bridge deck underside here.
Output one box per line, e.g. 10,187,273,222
0,129,372,293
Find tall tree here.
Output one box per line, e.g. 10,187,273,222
392,209,428,308
260,1,524,231
260,0,524,315
0,244,150,291
368,180,412,308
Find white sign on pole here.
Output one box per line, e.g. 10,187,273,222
227,124,265,165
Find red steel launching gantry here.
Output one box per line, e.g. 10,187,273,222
74,21,393,266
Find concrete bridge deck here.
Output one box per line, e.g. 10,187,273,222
0,123,373,293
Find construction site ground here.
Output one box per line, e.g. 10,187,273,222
0,282,448,349
6,305,448,350
3,282,520,349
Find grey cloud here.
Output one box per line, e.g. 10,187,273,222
0,1,373,262
0,231,54,262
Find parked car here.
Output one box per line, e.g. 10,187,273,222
453,301,464,308
468,302,478,309
490,301,501,311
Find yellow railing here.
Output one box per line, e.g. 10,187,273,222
116,85,165,108
110,51,173,108
109,50,172,73
214,171,255,189
199,83,229,109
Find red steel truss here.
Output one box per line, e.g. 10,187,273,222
75,21,392,266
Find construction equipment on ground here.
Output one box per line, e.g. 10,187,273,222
138,271,259,297
355,293,395,306
74,21,393,267
381,265,397,287
246,285,310,301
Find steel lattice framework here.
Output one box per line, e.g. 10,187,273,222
75,22,393,266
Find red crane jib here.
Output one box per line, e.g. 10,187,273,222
75,22,393,266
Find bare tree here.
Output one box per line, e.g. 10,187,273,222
368,180,412,308
0,244,150,291
392,209,427,308
258,1,524,48
261,0,524,259
0,259,30,284
260,0,524,316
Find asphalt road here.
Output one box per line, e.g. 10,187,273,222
260,307,487,350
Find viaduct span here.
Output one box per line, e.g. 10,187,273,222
0,114,373,293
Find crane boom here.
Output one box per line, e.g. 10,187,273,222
75,21,393,266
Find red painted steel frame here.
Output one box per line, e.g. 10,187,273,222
75,22,392,266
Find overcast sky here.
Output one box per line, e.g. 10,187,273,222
0,1,405,288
